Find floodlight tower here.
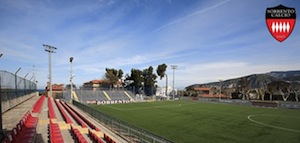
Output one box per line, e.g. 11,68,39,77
70,57,74,101
43,44,57,98
171,65,177,100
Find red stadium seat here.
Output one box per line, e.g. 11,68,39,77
49,120,64,143
70,125,88,143
104,133,116,143
88,129,105,143
2,111,39,143
32,96,45,113
54,100,73,124
60,101,87,128
48,97,57,119
64,102,101,131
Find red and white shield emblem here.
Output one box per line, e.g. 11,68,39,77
266,5,296,42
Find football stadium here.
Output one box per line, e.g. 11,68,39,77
2,84,300,143
1,1,300,143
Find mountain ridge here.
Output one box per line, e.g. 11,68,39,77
185,70,300,90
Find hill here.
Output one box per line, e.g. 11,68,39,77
186,70,300,90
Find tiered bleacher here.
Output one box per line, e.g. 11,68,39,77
104,133,117,143
60,101,87,128
2,95,45,143
32,95,45,113
65,103,100,131
88,129,106,143
75,89,135,104
54,100,73,124
48,97,56,119
70,125,88,143
2,95,123,143
75,90,108,101
105,90,130,100
48,120,64,143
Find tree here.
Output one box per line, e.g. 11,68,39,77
210,87,218,96
117,69,123,80
279,87,290,101
290,82,300,101
237,77,250,100
105,68,123,89
267,81,290,101
223,88,235,99
256,88,266,100
257,82,269,100
185,86,193,91
143,66,157,96
157,64,167,79
126,69,143,94
157,64,168,97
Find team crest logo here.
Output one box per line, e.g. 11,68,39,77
266,5,296,42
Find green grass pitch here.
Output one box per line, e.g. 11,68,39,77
89,101,300,143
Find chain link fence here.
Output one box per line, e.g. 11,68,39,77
0,70,37,112
73,100,174,143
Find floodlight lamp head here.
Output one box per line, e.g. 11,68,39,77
70,57,74,62
171,65,177,69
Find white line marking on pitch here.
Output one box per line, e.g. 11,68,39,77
247,115,300,133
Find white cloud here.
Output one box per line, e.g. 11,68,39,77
0,41,37,62
1,0,299,90
153,0,230,33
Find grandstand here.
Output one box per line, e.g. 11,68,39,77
1,94,128,143
63,89,136,104
104,90,130,100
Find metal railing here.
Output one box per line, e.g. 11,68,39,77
0,70,37,112
73,100,174,143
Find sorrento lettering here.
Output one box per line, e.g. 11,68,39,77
267,9,295,18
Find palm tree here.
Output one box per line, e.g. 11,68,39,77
157,64,168,97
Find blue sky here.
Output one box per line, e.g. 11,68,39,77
0,0,299,89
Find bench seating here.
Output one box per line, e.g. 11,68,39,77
32,96,45,113
60,101,87,128
104,133,116,143
48,97,56,119
49,120,64,143
70,125,88,143
2,112,38,143
65,102,100,131
88,129,105,143
54,100,73,124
